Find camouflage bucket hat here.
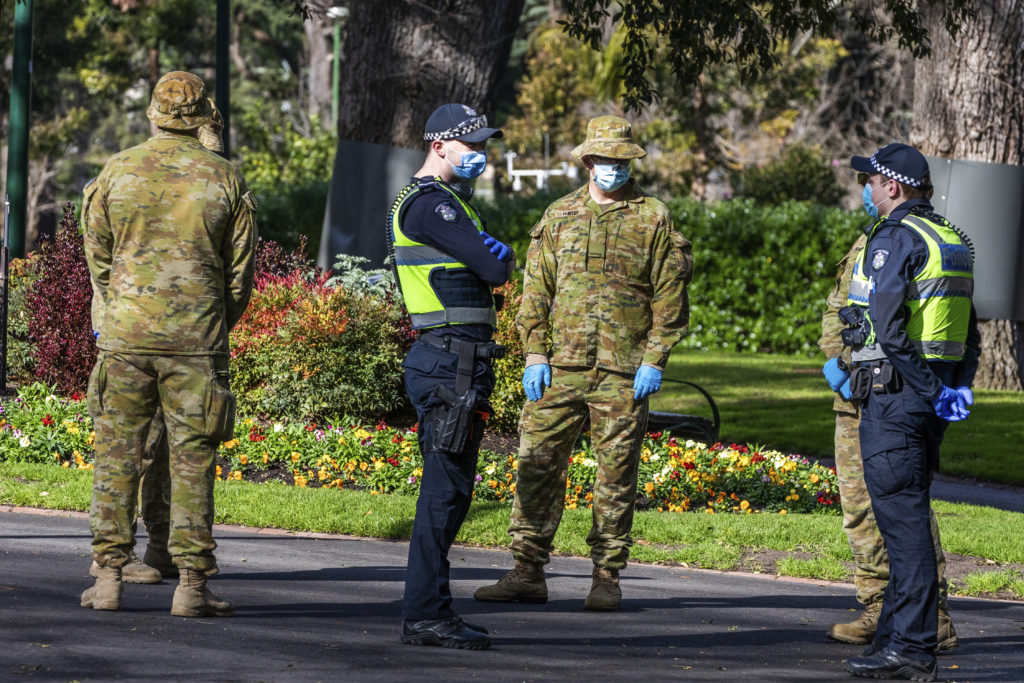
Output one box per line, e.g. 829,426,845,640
571,115,646,160
146,71,213,131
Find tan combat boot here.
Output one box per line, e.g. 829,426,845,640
584,566,621,611
937,607,959,652
91,550,161,584
826,601,881,644
474,560,548,603
81,564,123,611
143,545,179,579
171,569,234,618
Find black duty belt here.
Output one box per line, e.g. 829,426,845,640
850,359,902,397
418,332,506,395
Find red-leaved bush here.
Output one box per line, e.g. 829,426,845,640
27,202,97,395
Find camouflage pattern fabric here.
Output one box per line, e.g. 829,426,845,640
145,71,214,131
130,410,171,551
81,131,256,356
571,115,647,160
517,181,693,371
509,366,648,570
89,352,235,572
822,236,949,607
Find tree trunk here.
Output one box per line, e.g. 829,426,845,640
911,0,1024,391
304,9,332,126
337,0,525,148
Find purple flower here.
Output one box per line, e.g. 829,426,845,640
314,429,326,442
762,475,770,483
474,474,483,482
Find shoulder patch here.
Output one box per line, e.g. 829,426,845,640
242,191,257,211
435,201,459,222
871,249,889,270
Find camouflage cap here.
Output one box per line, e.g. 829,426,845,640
571,115,646,160
198,99,224,152
146,71,213,131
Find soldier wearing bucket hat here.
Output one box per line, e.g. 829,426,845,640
80,70,256,619
833,143,980,681
475,115,693,611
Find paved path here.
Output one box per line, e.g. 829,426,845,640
2,509,1023,682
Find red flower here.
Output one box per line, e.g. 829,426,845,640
682,461,696,470
41,415,54,426
71,392,83,401
411,423,419,433
376,420,387,431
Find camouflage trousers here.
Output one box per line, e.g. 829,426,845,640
509,366,648,570
88,352,235,572
834,409,948,607
132,409,171,551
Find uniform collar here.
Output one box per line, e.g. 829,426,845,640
580,179,644,214
152,130,203,146
888,198,933,223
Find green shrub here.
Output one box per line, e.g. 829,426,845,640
0,383,93,466
731,144,843,206
229,269,408,423
489,280,526,432
6,256,40,383
671,198,864,354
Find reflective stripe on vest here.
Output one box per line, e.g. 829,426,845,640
847,213,973,362
391,181,496,330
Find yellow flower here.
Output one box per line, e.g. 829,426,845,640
488,480,498,488
644,482,655,493
291,452,301,462
262,452,269,464
740,500,750,510
809,473,820,484
239,454,248,465
216,465,222,477
359,462,368,471
61,461,70,468
779,509,788,515
223,439,239,450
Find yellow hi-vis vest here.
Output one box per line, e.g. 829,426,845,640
846,212,973,362
390,180,496,330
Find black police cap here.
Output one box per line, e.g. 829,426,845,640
850,143,930,188
424,103,503,143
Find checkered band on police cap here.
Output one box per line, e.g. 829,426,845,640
870,153,922,187
423,103,502,143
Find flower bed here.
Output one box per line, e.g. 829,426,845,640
0,383,839,514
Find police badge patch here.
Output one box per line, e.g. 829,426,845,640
872,249,889,270
435,201,459,222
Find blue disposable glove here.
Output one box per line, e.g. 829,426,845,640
522,364,551,402
822,358,852,400
481,232,512,262
931,385,968,422
633,365,663,400
955,386,974,410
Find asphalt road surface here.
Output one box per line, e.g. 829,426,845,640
2,508,1022,682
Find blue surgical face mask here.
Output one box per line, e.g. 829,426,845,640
443,143,487,179
862,182,879,219
592,162,630,192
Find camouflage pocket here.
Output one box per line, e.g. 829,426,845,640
204,369,236,443
87,356,107,417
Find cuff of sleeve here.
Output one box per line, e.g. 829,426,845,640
641,362,663,372
641,349,669,368
525,353,549,367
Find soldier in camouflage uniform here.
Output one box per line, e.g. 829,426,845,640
79,71,256,617
87,109,225,587
475,116,693,611
820,235,957,650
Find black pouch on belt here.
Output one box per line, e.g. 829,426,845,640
870,361,901,394
848,366,873,401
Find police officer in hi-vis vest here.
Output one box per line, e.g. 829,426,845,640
389,103,513,650
833,144,980,682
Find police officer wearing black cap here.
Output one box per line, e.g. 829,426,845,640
839,143,980,681
388,103,513,649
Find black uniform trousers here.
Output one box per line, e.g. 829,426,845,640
401,339,494,621
859,362,955,663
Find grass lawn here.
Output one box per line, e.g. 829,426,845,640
5,461,1023,600
654,350,1024,485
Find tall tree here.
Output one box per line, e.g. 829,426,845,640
911,0,1024,390
336,0,525,149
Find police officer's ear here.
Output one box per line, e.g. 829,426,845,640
431,139,447,159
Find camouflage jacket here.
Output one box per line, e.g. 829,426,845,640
82,131,257,356
818,233,867,414
518,181,693,372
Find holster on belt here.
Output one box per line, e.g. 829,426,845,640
848,366,872,401
421,334,504,455
848,360,901,400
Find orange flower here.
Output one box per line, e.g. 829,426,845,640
644,482,655,493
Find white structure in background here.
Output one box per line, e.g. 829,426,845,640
505,151,579,192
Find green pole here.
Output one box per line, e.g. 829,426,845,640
216,0,231,158
5,0,33,259
332,20,341,127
